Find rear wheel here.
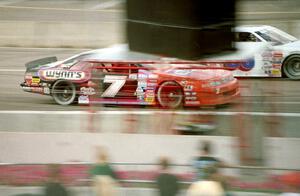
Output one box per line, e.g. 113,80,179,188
283,55,300,79
51,80,76,105
157,81,183,109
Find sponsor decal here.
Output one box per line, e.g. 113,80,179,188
44,87,50,94
145,97,155,103
147,83,157,87
78,95,89,104
146,89,155,93
146,92,155,97
272,61,282,64
262,52,272,58
129,73,138,80
29,87,43,93
272,64,281,69
185,92,191,96
138,81,147,88
172,70,192,76
80,87,95,95
272,52,283,58
40,83,48,87
263,62,272,67
185,97,197,101
31,77,40,84
148,74,158,79
185,101,200,105
146,86,155,90
271,69,281,76
239,58,255,71
191,92,197,96
41,70,85,80
224,63,239,70
21,86,30,91
138,74,147,79
206,58,255,71
25,74,32,80
184,85,194,91
136,86,145,100
262,57,272,61
180,80,187,86
148,79,157,83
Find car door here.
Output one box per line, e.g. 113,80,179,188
100,63,138,101
234,31,269,77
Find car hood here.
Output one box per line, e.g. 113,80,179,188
274,40,300,52
162,68,232,81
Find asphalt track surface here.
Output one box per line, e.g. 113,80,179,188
0,0,299,113
1,0,300,136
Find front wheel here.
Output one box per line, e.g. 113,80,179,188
51,80,76,105
283,55,300,80
157,81,183,109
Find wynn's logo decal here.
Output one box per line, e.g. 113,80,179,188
41,70,85,80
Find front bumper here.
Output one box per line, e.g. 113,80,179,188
197,79,240,106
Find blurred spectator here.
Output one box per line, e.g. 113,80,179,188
187,164,225,196
155,157,180,196
43,164,70,196
192,141,234,196
187,180,224,196
192,141,222,180
89,146,119,196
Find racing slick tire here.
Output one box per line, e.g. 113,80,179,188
157,81,183,109
283,54,300,80
51,80,76,105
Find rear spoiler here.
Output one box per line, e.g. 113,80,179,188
25,56,58,71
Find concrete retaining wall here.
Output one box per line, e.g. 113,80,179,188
1,20,300,48
0,132,239,166
0,132,299,170
0,21,125,48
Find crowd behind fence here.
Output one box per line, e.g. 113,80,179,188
1,162,299,193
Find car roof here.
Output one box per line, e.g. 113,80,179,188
234,25,274,33
77,44,162,61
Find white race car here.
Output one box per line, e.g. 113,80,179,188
23,25,300,81
213,25,300,79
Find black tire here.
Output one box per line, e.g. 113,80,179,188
283,55,300,80
157,81,183,109
51,80,76,105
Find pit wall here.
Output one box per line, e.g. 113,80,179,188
0,132,299,170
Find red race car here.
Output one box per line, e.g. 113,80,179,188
21,59,240,108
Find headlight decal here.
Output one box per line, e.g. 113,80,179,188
202,75,234,88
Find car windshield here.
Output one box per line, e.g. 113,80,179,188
255,28,297,45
